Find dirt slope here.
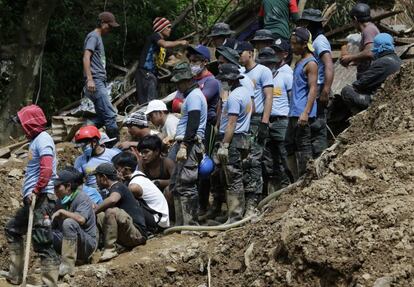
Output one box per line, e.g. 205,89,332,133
0,64,413,287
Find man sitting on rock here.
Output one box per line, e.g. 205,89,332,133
340,33,402,115
52,169,97,277
94,163,147,262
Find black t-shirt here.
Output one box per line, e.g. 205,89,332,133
139,32,162,73
109,182,147,238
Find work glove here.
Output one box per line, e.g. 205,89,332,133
176,144,187,162
217,143,229,164
256,122,269,144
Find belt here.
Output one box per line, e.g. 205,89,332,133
269,116,288,122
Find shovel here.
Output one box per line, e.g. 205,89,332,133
21,195,36,287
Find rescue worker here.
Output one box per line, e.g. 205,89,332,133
94,163,147,261
340,33,402,114
207,22,236,48
5,105,59,286
286,27,318,178
237,41,274,213
169,62,207,225
257,47,292,193
340,3,379,79
250,29,275,51
215,63,252,223
299,8,334,158
52,170,97,277
74,125,120,197
83,12,120,145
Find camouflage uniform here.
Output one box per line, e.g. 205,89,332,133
213,134,250,221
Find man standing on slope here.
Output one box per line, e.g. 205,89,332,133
83,12,120,146
5,105,60,286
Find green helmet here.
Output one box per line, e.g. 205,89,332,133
170,62,193,83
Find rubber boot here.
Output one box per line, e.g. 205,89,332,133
244,195,258,217
59,239,77,277
6,241,24,285
181,195,199,226
198,179,210,217
99,213,119,262
225,191,245,224
41,258,59,287
198,199,222,222
296,151,312,178
287,155,299,182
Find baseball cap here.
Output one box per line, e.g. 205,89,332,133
145,100,168,115
93,163,118,177
187,45,211,61
272,38,291,52
99,12,120,27
54,170,78,187
124,111,148,127
236,41,254,54
292,27,315,52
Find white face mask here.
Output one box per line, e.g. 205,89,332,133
190,64,203,76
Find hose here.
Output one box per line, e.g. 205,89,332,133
163,180,304,235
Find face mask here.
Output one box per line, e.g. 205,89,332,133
190,64,203,76
61,195,71,205
82,144,93,158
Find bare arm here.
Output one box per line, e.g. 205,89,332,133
320,52,334,104
95,192,121,214
351,43,374,62
298,61,318,126
129,183,144,199
223,115,238,144
157,39,188,49
58,210,86,225
261,87,273,123
83,50,93,81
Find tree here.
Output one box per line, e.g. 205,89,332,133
0,0,58,144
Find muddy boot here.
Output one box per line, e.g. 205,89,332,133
198,199,222,222
99,215,119,262
224,191,245,224
6,241,24,285
244,195,258,217
59,239,77,277
181,195,199,226
287,155,298,181
296,151,312,177
41,258,59,287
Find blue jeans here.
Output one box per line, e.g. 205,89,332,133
84,79,117,130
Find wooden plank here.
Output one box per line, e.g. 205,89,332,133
326,10,403,38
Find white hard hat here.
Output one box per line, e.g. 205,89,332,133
145,100,168,115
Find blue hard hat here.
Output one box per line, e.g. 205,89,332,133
199,154,215,178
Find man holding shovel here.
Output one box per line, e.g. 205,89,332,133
5,105,60,286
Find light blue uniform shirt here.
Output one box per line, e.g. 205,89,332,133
175,87,208,139
244,64,274,114
289,57,317,118
23,131,57,198
313,34,331,85
271,64,292,117
219,84,253,134
74,148,121,187
239,67,255,95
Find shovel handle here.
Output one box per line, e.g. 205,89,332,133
21,195,37,287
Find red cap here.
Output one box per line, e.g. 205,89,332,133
99,12,120,27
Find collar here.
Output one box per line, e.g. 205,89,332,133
183,83,199,98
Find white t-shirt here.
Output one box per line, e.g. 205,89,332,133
129,171,170,228
161,114,179,138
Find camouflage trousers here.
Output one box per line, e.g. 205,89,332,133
243,115,265,201
262,116,291,191
211,134,250,207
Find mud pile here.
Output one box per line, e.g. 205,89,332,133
68,63,414,287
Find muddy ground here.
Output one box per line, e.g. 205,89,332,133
0,63,413,286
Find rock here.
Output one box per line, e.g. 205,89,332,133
355,226,364,234
8,168,23,178
373,276,393,287
362,273,371,280
343,169,368,181
10,197,20,209
165,266,177,273
286,270,292,285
